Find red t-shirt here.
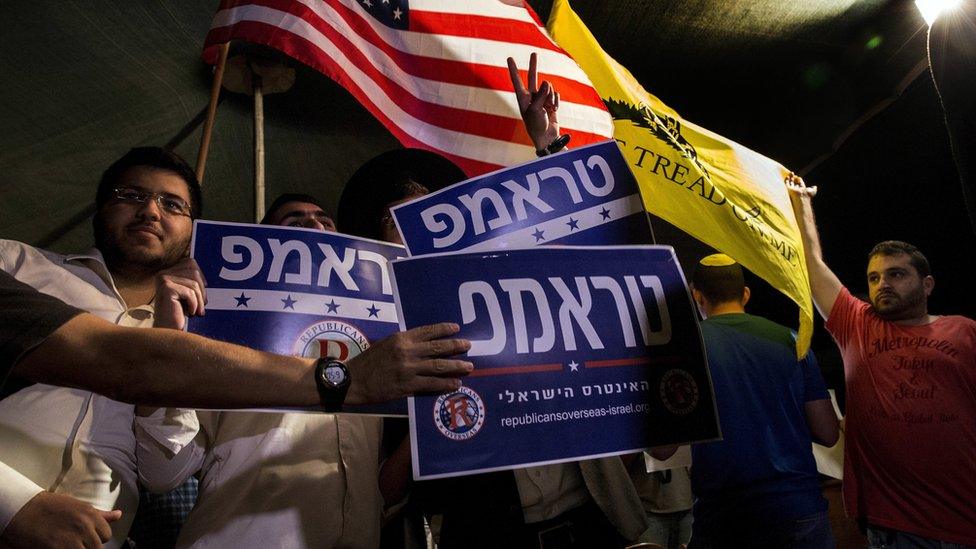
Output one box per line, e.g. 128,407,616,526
826,288,976,545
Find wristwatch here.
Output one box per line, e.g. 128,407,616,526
535,134,572,157
314,357,351,412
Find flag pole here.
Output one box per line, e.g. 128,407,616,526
220,54,294,221
196,42,231,184
253,72,266,222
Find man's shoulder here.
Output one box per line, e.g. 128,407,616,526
0,239,40,258
830,286,872,319
703,313,794,349
704,313,790,333
0,241,111,306
937,314,976,335
943,313,976,324
0,240,69,273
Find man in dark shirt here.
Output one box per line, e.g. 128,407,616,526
659,254,838,548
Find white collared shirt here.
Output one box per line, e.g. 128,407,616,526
0,240,152,547
514,463,590,524
135,409,384,549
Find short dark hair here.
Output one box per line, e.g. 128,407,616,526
337,148,466,240
260,193,329,225
868,240,931,277
692,254,746,304
96,147,202,218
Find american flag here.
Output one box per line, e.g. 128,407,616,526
203,0,613,176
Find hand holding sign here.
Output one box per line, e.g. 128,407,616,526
345,322,473,406
188,221,474,414
153,257,208,330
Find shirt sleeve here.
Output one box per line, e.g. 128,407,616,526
0,460,44,532
800,350,830,402
134,408,206,493
823,286,867,349
0,270,84,386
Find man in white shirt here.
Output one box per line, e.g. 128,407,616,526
0,147,204,548
0,153,474,549
134,194,385,548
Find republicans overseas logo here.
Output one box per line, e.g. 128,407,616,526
659,369,699,416
433,386,486,441
294,320,370,360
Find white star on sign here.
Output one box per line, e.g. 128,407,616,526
393,7,403,19
363,0,373,6
568,361,579,372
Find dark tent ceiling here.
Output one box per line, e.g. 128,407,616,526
2,0,973,333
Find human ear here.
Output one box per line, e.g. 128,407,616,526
922,275,935,296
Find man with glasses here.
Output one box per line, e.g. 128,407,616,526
0,147,473,549
0,147,204,548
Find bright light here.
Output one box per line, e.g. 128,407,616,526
915,0,962,25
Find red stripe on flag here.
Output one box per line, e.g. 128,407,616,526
407,10,560,52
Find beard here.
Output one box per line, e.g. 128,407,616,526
871,284,927,321
94,213,189,279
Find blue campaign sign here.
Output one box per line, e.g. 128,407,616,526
189,220,407,415
391,140,653,255
391,246,719,479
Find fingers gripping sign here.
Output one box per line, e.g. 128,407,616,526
345,322,473,406
152,257,207,330
507,52,561,151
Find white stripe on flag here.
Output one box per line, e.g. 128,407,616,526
409,0,539,24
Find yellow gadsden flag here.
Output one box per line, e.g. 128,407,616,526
548,0,813,357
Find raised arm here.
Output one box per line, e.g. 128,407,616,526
786,174,843,319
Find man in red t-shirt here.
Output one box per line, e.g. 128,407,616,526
787,175,976,547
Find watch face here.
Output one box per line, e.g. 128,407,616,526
324,365,347,386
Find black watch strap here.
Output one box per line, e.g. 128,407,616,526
314,357,350,413
536,134,572,157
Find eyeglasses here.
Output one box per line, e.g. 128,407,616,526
112,187,192,217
